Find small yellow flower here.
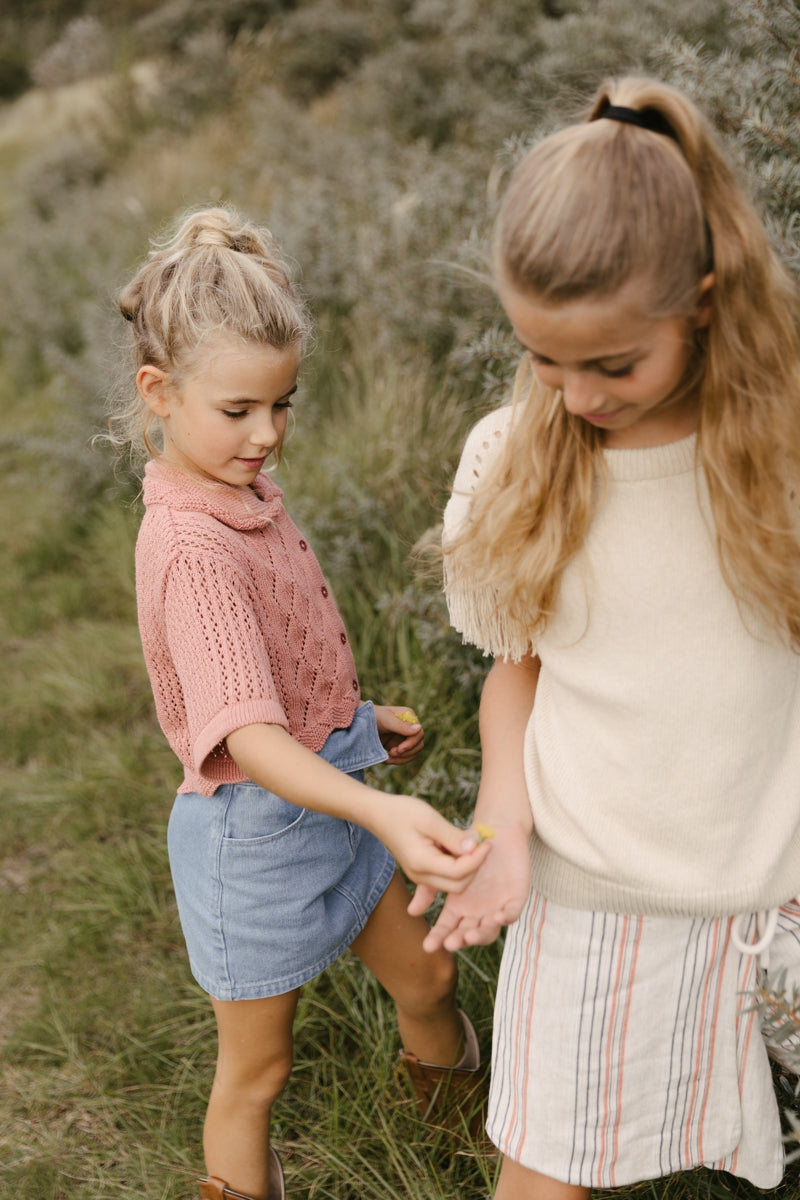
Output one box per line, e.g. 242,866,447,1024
396,710,418,724
474,823,496,842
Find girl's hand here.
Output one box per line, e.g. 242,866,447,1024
225,721,484,891
373,704,424,764
368,793,492,893
407,820,531,952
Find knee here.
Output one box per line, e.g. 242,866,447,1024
250,1047,293,1105
216,1046,293,1110
256,1060,292,1111
425,948,459,1004
397,947,458,1014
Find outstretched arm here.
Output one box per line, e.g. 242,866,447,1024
226,722,490,893
408,654,539,950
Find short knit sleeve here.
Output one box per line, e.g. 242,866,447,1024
163,547,289,778
443,403,533,662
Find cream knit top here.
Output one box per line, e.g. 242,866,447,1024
136,460,360,796
444,405,800,917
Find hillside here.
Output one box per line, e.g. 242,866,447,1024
1,2,799,1198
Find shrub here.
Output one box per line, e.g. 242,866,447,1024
155,30,236,127
0,47,31,99
348,0,545,149
133,0,295,56
21,125,114,219
273,4,374,104
660,0,800,275
30,16,112,88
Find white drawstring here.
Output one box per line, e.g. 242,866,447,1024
731,907,780,971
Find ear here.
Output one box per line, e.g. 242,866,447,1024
136,364,171,418
693,272,715,330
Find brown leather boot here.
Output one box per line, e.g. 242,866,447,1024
398,1009,488,1139
198,1146,285,1200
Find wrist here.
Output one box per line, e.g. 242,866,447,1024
471,810,533,837
351,785,409,838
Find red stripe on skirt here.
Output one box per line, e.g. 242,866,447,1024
608,917,643,1185
595,916,644,1186
684,921,730,1162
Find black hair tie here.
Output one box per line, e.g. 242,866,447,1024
599,105,679,142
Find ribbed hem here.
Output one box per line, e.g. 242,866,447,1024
194,699,290,778
529,834,800,918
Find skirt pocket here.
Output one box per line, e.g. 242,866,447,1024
220,781,305,842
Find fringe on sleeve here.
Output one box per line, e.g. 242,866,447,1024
442,404,534,663
443,559,533,663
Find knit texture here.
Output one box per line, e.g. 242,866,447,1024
136,460,360,796
444,407,800,917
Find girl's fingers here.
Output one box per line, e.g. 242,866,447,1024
412,846,491,892
387,731,424,761
458,919,503,949
423,909,477,953
433,823,483,860
422,925,447,953
407,882,438,916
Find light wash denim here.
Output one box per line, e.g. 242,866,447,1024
167,702,395,999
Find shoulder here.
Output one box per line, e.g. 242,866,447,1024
451,404,517,495
138,502,237,545
444,404,517,538
136,504,246,585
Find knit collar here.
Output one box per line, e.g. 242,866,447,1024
142,459,285,530
603,433,697,483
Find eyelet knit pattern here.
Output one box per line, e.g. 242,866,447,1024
136,460,360,796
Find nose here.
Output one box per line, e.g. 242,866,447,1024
561,370,606,416
250,409,280,449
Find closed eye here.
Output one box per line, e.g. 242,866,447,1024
527,348,635,380
598,363,634,379
223,398,294,420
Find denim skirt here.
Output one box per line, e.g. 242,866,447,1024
167,702,396,1000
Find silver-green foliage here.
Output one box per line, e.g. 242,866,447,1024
660,0,800,273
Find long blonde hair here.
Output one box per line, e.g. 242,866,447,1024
447,76,800,647
108,204,311,462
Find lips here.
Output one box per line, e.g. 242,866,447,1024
581,409,623,424
235,456,266,470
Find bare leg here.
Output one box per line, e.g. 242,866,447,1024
349,870,462,1063
495,1157,591,1200
203,989,299,1200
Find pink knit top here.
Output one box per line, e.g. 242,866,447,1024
135,460,360,796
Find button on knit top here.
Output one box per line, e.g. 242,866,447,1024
136,459,360,796
444,404,800,918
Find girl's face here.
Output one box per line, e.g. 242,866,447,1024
138,336,301,486
498,275,714,449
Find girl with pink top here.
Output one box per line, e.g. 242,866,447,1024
113,205,489,1200
411,77,800,1199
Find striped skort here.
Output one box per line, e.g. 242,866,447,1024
488,892,800,1189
